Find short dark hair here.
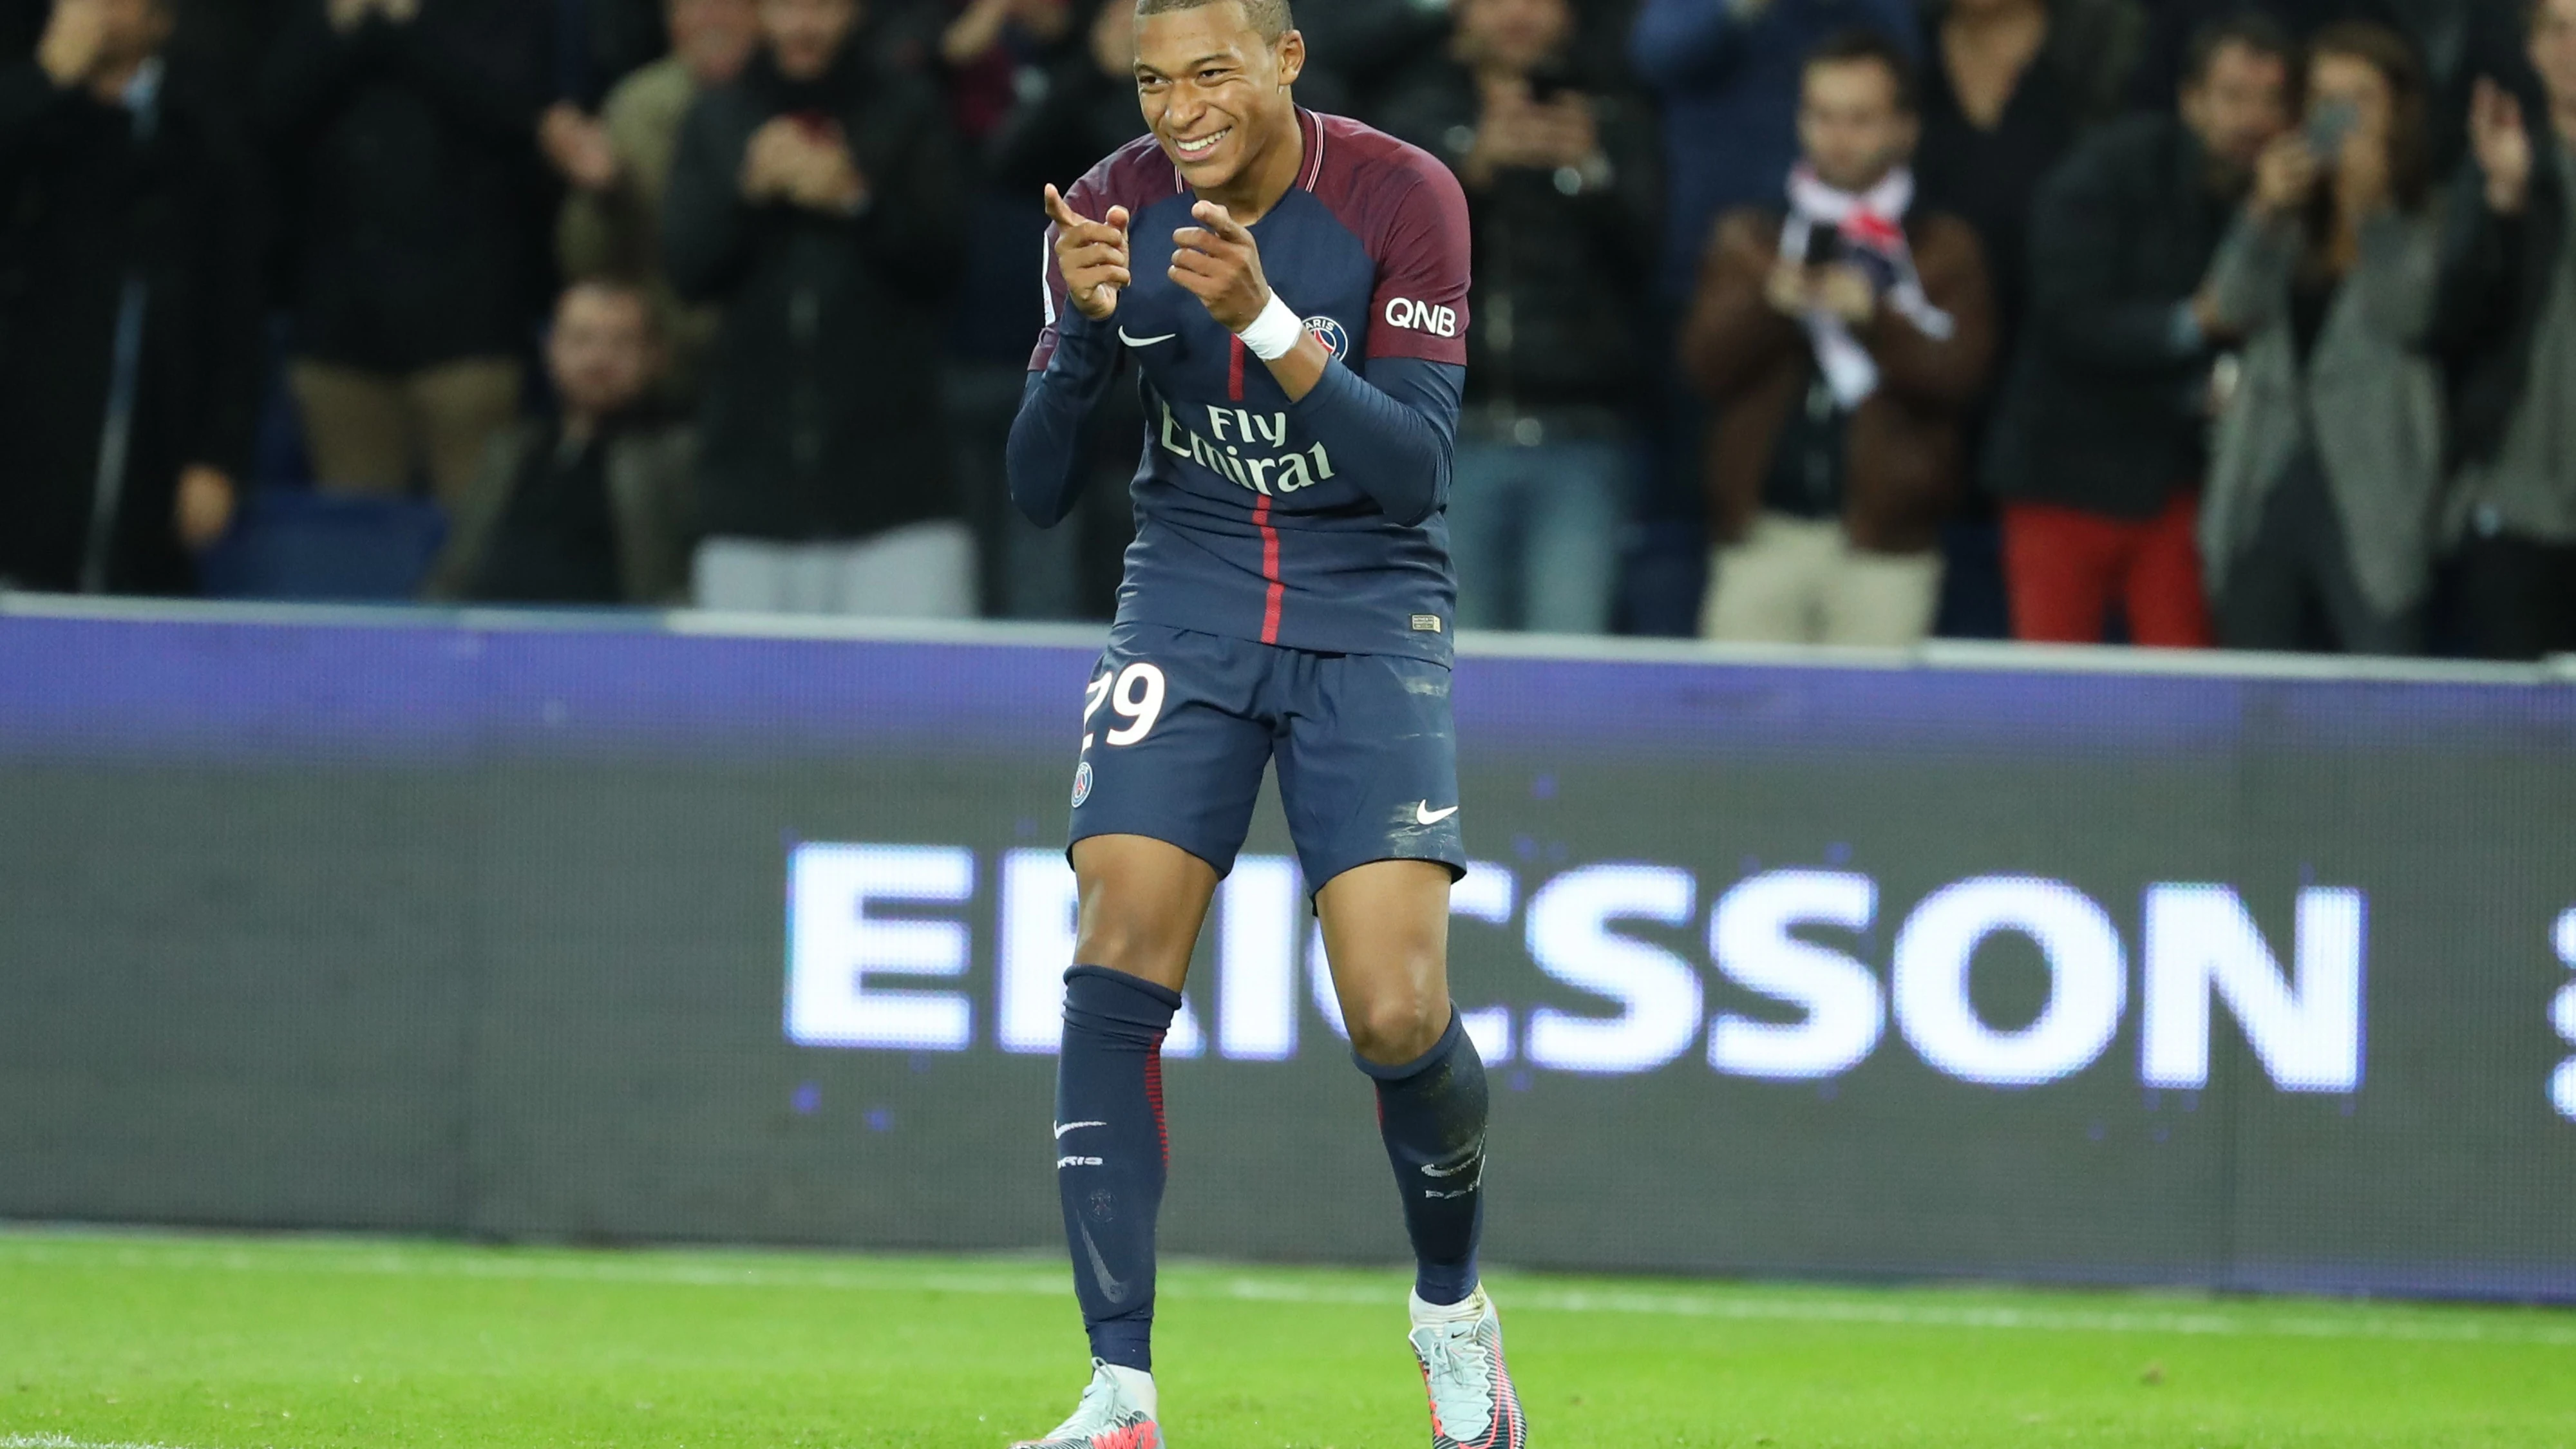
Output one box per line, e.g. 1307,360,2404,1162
2183,12,2298,92
1803,28,1917,115
1134,0,1296,44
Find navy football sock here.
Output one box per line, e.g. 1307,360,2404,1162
1055,965,1180,1372
1359,1007,1488,1306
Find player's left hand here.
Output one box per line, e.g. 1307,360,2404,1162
1170,200,1271,333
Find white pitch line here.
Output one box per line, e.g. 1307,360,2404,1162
0,1436,213,1449
5,1235,2575,1349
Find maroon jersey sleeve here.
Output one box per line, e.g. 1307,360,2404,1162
1362,156,1472,366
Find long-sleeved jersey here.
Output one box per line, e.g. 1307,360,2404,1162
1007,109,1472,663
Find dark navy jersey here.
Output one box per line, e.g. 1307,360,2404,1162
1012,109,1472,664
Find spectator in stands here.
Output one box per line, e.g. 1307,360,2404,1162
987,0,1146,184
2199,22,2442,654
2131,0,2525,173
978,0,1146,620
0,0,263,596
1626,0,1916,637
1914,0,2143,637
264,0,546,508
1373,0,1656,634
665,0,969,616
1989,15,2296,647
936,0,1088,620
1920,0,2141,345
549,0,762,402
2435,0,2576,660
1681,30,1995,646
1292,0,1441,114
427,280,696,603
1629,0,1917,310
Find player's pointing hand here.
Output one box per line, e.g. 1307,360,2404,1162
1170,200,1273,333
1045,184,1130,321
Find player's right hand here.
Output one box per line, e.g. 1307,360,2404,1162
1045,184,1131,322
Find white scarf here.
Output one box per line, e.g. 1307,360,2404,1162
1777,163,1955,408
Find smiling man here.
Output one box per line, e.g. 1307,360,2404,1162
1003,1,1520,1446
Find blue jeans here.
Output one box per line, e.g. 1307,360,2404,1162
1446,438,1626,634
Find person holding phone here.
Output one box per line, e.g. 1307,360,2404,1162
2196,20,2443,654
1680,28,1996,646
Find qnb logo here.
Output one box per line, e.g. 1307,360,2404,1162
2552,907,2576,1121
786,844,2369,1096
1382,296,1459,337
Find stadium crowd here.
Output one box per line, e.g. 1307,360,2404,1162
0,0,2569,659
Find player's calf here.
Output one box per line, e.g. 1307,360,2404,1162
1360,1007,1488,1306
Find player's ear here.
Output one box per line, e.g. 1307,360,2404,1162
1274,28,1304,90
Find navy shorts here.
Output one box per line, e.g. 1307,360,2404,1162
1066,622,1467,891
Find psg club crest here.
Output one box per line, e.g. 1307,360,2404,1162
1070,760,1094,808
1302,315,1349,359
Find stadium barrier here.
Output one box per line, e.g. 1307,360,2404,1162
3,594,2573,1301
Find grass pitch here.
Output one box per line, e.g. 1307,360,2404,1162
1,1231,2571,1448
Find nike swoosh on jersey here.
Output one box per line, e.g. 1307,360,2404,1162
1414,802,1461,826
1054,1121,1109,1139
1118,328,1177,346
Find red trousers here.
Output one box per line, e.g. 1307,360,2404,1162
2003,493,2214,649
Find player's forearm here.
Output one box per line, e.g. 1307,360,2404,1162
1007,314,1120,527
1284,357,1463,528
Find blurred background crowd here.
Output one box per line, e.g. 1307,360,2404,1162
0,0,2569,660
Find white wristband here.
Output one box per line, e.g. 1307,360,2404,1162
1235,290,1303,361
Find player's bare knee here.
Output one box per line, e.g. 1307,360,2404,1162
1348,990,1445,1067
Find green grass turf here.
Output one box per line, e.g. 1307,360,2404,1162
2,1231,2572,1448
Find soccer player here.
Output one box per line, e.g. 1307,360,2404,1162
1001,0,1522,1444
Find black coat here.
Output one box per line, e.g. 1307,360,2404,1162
1989,115,2233,517
664,46,963,542
2430,146,2567,473
261,0,544,370
1369,54,1658,413
0,62,265,594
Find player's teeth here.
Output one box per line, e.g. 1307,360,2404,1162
1177,129,1228,155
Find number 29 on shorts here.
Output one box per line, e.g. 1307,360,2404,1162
1082,661,1167,752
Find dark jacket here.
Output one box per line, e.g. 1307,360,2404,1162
0,61,265,594
2430,144,2567,472
261,0,545,371
1917,0,2145,352
1681,207,1998,553
1370,53,1659,417
426,418,698,603
1989,114,2233,517
664,44,963,542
